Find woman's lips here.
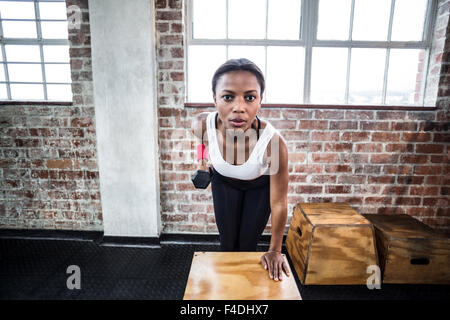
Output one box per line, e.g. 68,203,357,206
230,119,246,127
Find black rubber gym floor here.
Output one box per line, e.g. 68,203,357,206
1,237,449,300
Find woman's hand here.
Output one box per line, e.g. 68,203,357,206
260,251,290,281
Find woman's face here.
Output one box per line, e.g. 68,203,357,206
213,70,262,132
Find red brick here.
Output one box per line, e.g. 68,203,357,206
383,165,412,175
171,22,183,33
356,143,383,152
338,175,366,184
156,22,169,33
376,111,407,120
400,154,429,164
397,176,424,185
295,185,323,194
414,165,442,175
392,122,418,131
170,47,184,58
394,197,421,205
415,144,445,153
329,121,357,130
311,131,339,141
370,154,399,164
326,185,351,193
385,143,414,152
156,0,166,9
170,72,184,81
365,197,393,204
46,159,73,169
368,176,396,184
382,186,409,195
310,175,336,183
270,120,296,129
402,132,431,142
324,164,352,173
360,121,390,131
312,153,338,163
433,133,450,142
156,11,181,21
324,143,353,152
345,111,374,120
341,132,370,142
299,120,328,130
371,132,400,142
314,110,344,119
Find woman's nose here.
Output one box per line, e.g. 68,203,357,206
232,96,246,112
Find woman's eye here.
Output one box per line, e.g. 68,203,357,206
223,95,233,101
245,95,256,102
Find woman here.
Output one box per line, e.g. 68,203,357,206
192,58,290,282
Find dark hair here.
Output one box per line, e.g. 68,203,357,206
212,58,265,96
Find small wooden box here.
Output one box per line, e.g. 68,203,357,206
183,252,301,300
286,202,378,285
363,214,450,284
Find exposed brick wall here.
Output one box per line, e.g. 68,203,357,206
1,0,448,235
156,0,450,235
0,0,102,230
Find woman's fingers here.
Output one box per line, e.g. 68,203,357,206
282,260,290,277
261,255,268,270
273,260,279,281
268,258,274,279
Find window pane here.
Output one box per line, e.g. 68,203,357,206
10,83,44,100
349,48,386,104
391,0,427,41
0,63,5,81
317,0,352,40
266,46,304,103
188,45,226,102
5,45,41,62
47,84,72,101
39,2,67,20
192,0,226,39
0,83,7,99
45,64,71,83
43,45,70,63
228,46,265,77
311,47,348,104
0,1,35,19
228,0,266,39
267,0,301,40
352,0,391,41
386,49,423,105
8,63,43,82
2,21,37,38
41,21,69,39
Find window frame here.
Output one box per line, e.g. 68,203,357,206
0,0,72,102
185,0,438,109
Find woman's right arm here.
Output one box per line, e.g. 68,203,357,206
191,112,209,141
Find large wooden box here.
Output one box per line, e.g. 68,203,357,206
286,202,378,285
363,214,450,284
183,252,301,300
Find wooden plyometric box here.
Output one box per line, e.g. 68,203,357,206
183,252,301,300
286,202,378,285
363,214,450,284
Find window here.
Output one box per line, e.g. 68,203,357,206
0,0,72,101
186,0,436,107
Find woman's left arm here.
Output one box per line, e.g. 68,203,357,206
260,134,290,281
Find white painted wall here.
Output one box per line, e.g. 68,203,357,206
89,0,161,237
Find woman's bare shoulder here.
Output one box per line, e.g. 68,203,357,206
192,112,210,140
